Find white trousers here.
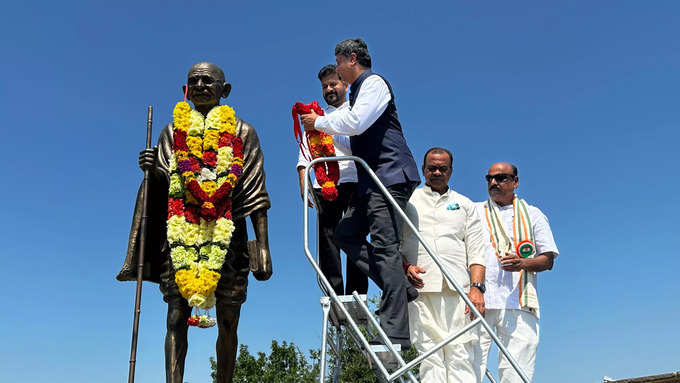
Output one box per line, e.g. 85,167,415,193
476,309,539,383
409,286,480,383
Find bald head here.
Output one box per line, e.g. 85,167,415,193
188,62,225,83
486,162,519,206
488,162,517,177
184,62,231,114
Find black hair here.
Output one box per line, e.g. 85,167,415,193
317,64,339,81
423,147,453,167
511,164,518,176
334,38,372,68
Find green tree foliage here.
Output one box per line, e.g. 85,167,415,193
210,296,419,382
210,341,319,383
327,326,377,383
327,326,419,382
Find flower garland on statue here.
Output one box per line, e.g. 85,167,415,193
292,101,339,201
167,101,243,315
188,314,217,328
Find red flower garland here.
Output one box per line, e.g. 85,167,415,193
292,101,340,201
172,120,243,221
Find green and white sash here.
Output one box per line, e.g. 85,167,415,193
484,196,539,311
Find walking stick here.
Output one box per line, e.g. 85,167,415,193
127,106,153,383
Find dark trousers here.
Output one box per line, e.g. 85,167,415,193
334,182,416,347
313,182,368,296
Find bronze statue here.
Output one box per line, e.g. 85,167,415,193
117,62,272,383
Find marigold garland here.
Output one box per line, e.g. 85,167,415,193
168,101,242,311
292,101,339,201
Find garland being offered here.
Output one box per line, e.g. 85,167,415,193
292,101,339,201
167,101,243,311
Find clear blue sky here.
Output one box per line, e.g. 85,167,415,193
2,1,678,382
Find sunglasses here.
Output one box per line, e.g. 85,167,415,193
485,174,515,183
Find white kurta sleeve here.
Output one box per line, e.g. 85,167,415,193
530,206,559,257
314,75,391,136
464,202,486,267
296,143,311,170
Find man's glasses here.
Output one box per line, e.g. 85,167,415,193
426,165,450,173
485,174,515,183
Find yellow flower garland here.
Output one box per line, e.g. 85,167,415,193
167,101,241,310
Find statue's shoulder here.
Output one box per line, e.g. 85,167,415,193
236,117,260,141
236,117,254,132
152,123,174,147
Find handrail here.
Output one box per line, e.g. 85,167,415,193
303,155,529,383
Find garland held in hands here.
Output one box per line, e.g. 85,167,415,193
292,101,339,201
167,101,243,312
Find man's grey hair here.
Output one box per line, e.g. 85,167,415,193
334,38,372,68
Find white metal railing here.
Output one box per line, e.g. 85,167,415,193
303,156,529,383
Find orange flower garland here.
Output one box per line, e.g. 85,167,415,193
292,101,340,201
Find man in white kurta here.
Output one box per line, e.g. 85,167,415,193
475,162,559,383
401,148,486,382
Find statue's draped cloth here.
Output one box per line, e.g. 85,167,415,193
117,119,270,304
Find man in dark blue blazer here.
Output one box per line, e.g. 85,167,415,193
301,38,421,350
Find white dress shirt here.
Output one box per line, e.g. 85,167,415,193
401,186,485,293
477,202,559,310
297,101,357,188
313,74,391,136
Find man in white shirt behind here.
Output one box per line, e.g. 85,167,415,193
296,64,367,296
401,147,486,382
475,162,559,382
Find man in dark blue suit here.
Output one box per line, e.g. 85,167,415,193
301,38,421,350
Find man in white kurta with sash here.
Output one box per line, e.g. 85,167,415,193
476,162,559,383
401,148,486,382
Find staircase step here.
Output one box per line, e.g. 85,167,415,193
328,294,369,327
369,343,402,353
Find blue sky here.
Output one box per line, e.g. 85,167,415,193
2,1,679,382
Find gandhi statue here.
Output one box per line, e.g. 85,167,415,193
117,62,272,383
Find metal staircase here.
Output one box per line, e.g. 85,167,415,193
302,156,529,383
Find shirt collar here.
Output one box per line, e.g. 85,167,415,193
325,100,348,113
423,184,450,198
495,194,517,210
350,70,372,94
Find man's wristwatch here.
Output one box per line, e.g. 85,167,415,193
470,282,486,294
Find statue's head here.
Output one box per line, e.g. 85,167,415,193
182,62,232,111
